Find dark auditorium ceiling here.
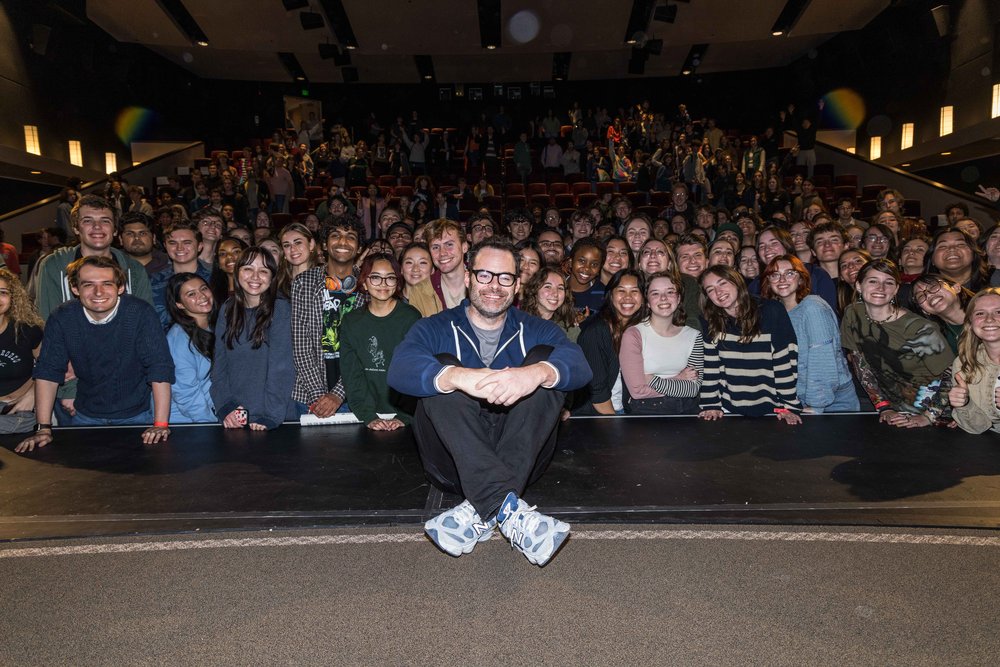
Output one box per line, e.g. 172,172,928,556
88,0,890,83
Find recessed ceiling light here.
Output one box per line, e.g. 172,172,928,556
941,151,952,156
772,31,783,36
345,45,356,50
900,163,911,167
30,170,41,175
486,44,496,50
196,40,209,47
626,39,637,45
682,69,691,75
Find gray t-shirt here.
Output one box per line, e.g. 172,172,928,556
469,320,504,366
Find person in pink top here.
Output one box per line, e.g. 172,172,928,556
619,271,704,415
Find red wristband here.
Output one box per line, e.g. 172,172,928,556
774,408,790,415
153,422,169,428
874,401,891,411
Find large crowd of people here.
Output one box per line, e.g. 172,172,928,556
9,98,1000,456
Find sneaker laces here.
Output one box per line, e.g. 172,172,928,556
451,501,479,524
506,503,541,543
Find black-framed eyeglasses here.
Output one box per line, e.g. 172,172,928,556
367,274,398,286
472,269,517,287
913,281,943,305
471,224,493,234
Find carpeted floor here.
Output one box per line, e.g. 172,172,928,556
3,524,999,666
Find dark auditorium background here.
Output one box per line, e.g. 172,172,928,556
1,0,998,216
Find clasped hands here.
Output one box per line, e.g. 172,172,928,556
440,365,552,406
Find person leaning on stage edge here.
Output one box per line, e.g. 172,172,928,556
34,194,153,421
16,256,175,453
387,239,592,567
291,216,368,417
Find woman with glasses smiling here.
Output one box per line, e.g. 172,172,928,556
340,254,421,431
910,274,973,353
761,255,858,413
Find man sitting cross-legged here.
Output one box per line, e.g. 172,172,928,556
388,239,591,566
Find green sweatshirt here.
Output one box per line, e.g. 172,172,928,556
339,301,421,425
35,245,153,320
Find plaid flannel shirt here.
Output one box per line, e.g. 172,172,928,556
290,265,368,405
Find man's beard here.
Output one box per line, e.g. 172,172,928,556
469,286,513,320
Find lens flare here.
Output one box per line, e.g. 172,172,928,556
115,107,159,145
821,88,866,130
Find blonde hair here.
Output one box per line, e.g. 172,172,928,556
957,287,1000,384
0,269,44,342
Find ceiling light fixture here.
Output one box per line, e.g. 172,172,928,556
680,43,707,77
478,0,501,50
415,55,435,83
624,0,656,45
278,51,308,83
770,0,810,38
155,0,210,48
317,0,360,50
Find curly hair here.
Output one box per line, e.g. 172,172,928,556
0,269,43,343
520,268,577,330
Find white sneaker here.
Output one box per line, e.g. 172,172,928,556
496,492,570,566
424,500,496,557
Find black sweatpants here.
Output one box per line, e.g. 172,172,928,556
411,347,565,521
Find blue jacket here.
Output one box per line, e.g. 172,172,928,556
165,324,216,423
387,301,592,398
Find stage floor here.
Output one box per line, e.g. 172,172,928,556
2,414,1000,541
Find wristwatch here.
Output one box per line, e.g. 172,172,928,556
34,423,52,432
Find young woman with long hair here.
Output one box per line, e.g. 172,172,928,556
948,288,1000,433
698,265,802,424
840,259,954,428
619,272,704,415
340,254,421,431
760,255,858,413
164,273,218,423
520,268,580,342
211,247,297,430
0,269,44,433
576,269,646,415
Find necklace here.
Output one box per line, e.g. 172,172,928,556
865,306,898,325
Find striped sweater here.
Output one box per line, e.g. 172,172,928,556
699,298,801,416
